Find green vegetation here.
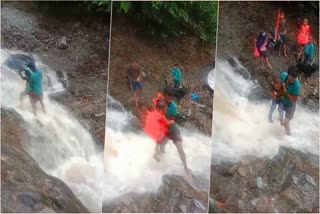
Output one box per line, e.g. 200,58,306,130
88,1,218,45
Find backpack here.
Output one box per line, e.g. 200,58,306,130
256,32,267,50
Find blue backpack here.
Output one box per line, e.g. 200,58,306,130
256,32,267,50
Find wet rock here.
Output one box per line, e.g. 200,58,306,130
237,167,246,177
210,146,319,213
103,174,208,213
57,36,68,50
94,112,105,118
305,175,317,187
1,109,88,213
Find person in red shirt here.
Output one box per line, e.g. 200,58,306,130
297,18,311,47
151,99,175,162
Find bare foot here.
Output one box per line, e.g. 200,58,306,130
184,169,193,183
153,153,160,162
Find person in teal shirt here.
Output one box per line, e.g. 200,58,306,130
158,87,191,177
18,68,32,107
171,64,182,89
279,66,301,135
28,64,46,116
303,36,315,65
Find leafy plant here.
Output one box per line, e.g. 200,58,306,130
87,1,218,45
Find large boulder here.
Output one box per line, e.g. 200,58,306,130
210,146,319,213
1,109,89,213
103,174,208,213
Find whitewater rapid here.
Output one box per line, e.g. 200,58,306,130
212,59,319,163
103,93,212,201
1,50,104,212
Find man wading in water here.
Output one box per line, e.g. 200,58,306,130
280,66,301,135
158,87,192,177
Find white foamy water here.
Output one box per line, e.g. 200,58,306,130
212,59,319,163
103,93,211,201
1,49,103,212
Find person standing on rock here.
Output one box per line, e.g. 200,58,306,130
256,31,274,69
127,62,142,107
171,64,182,89
280,66,301,135
159,87,192,177
278,12,288,57
297,18,311,47
28,64,46,116
303,36,315,65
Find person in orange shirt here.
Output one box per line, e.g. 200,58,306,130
297,18,311,47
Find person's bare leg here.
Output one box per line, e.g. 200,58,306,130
160,142,166,154
266,57,272,69
283,44,288,57
153,144,161,162
279,45,282,56
284,118,291,135
174,141,190,174
19,93,24,107
40,99,46,114
29,96,37,116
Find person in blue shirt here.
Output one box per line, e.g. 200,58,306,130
279,66,301,135
18,68,32,107
158,87,191,177
303,36,315,65
171,64,182,89
28,64,46,116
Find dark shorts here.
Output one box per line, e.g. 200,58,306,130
283,103,296,120
130,80,142,91
29,92,43,103
260,50,269,58
280,33,286,44
158,128,182,144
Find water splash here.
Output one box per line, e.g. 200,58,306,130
212,59,319,163
1,49,103,212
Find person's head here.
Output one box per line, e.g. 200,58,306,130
28,63,36,72
303,18,308,25
174,64,178,69
163,87,175,103
156,99,167,114
308,35,314,43
287,65,299,84
130,61,139,70
280,12,285,19
273,76,282,90
267,31,274,39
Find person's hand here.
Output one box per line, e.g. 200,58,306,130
282,83,286,91
167,120,175,125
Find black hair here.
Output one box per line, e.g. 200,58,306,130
288,65,299,78
156,99,166,109
28,63,36,72
163,86,175,97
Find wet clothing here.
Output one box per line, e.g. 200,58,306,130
19,69,32,91
29,91,43,103
269,99,284,122
29,69,43,96
297,24,310,46
166,100,179,132
283,102,296,120
130,80,142,91
280,72,300,120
